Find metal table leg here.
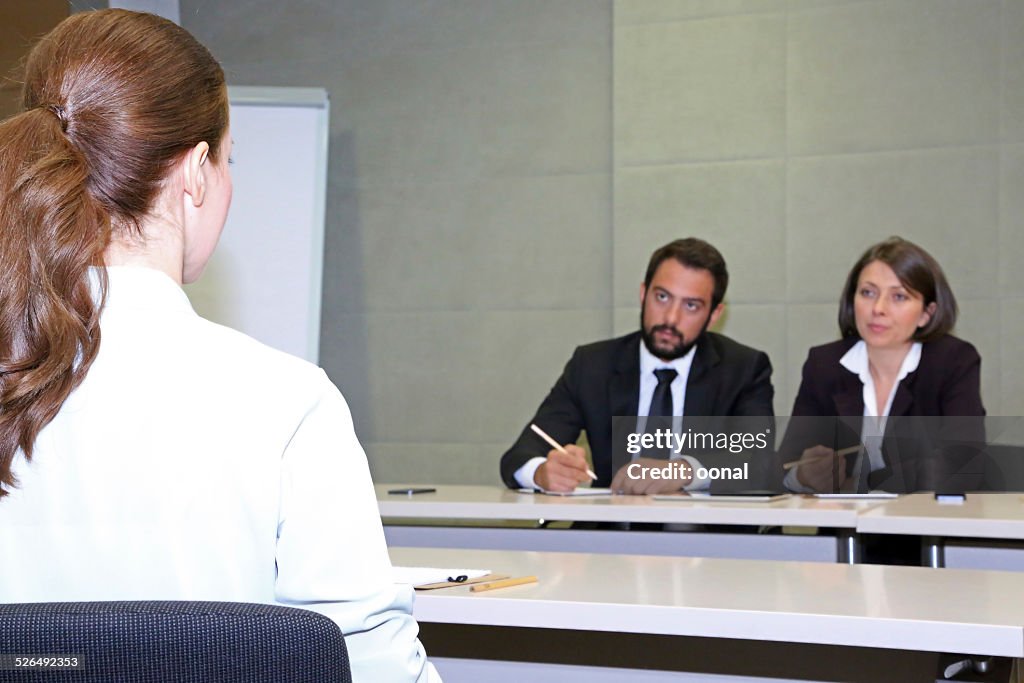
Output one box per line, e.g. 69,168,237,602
837,529,861,564
922,535,945,568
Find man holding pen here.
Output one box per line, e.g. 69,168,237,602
499,238,774,494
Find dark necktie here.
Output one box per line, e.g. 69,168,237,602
650,368,678,417
644,368,678,460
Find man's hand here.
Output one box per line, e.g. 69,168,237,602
794,445,847,492
610,457,693,495
534,444,592,492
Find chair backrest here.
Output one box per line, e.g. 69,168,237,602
0,601,350,683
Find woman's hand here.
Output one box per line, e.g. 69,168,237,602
795,445,847,492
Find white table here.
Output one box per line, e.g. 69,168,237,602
391,546,1024,681
857,493,1024,569
379,485,882,563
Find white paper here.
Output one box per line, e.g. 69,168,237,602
517,487,614,497
392,566,490,586
813,492,899,499
655,493,790,503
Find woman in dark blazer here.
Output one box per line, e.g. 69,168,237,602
782,237,985,494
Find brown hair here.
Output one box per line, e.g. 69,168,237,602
644,238,729,308
0,10,228,497
838,236,958,342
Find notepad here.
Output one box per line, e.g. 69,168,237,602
392,566,490,586
517,487,614,497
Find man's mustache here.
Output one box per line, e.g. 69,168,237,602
651,325,682,340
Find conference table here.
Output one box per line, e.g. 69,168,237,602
392,545,1024,682
379,485,1024,569
378,484,888,563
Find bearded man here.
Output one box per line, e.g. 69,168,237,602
499,238,775,494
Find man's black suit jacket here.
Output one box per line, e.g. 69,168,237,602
499,331,774,489
779,335,986,493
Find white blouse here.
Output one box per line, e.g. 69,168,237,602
0,266,438,683
785,340,922,492
839,339,922,475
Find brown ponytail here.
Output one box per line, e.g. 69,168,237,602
0,10,228,497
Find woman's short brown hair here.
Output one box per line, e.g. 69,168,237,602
838,237,957,342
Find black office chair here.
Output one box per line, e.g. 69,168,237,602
0,601,350,682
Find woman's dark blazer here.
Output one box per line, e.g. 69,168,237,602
780,335,986,493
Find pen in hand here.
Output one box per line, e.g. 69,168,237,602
530,423,598,481
782,444,862,470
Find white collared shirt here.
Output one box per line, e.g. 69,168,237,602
0,266,438,683
637,341,695,427
839,340,922,422
637,342,706,491
840,339,922,474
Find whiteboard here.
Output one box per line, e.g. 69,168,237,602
183,86,329,363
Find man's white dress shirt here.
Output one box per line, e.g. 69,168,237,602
0,266,438,683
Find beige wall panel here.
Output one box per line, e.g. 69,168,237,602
477,310,612,446
330,50,484,184
788,0,999,155
338,3,481,55
613,306,641,337
955,299,1002,416
329,181,475,313
1001,299,1024,417
713,303,787,415
320,179,366,317
1004,0,1024,142
321,175,608,318
218,61,304,88
615,14,785,165
1000,144,1024,295
326,312,483,444
478,44,611,177
784,303,838,414
615,0,785,25
613,161,785,307
183,1,351,63
476,0,611,47
469,174,611,309
787,148,998,303
366,442,510,486
194,0,607,60
184,1,481,62
788,0,874,10
319,312,372,441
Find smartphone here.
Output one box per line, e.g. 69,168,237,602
934,492,966,504
387,487,437,495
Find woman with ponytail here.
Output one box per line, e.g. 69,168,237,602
0,10,438,682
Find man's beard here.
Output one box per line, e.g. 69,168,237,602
639,307,711,361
